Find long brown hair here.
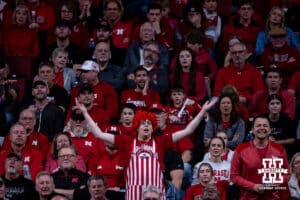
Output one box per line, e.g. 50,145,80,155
173,48,197,96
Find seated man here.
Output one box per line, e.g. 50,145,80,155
66,85,109,130
125,41,169,96
121,67,160,111
0,123,43,181
52,146,90,199
2,153,35,200
29,79,65,141
34,171,56,200
250,67,295,119
261,27,300,88
93,41,125,92
64,109,100,166
2,108,49,158
214,42,264,106
70,60,118,119
124,21,169,74
73,175,108,200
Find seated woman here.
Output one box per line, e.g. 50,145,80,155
193,136,231,185
169,48,207,103
3,4,39,57
203,94,245,150
203,131,234,163
51,48,76,94
289,152,300,199
184,162,228,200
262,94,296,158
45,132,86,173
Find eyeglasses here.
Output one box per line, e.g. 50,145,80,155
58,154,76,159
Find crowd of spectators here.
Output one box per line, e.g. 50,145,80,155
0,0,300,199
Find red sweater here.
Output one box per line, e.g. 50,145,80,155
261,44,300,87
213,62,264,103
169,71,207,103
3,26,39,56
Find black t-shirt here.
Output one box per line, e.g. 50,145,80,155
2,175,35,200
52,168,90,190
262,113,295,140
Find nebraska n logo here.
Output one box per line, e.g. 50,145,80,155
258,158,288,184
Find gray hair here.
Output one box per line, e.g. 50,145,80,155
142,185,162,200
87,175,107,188
35,171,54,185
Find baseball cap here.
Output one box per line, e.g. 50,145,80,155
78,85,93,94
79,60,99,72
186,4,201,13
32,79,48,88
7,153,22,161
269,27,286,37
149,103,165,112
71,109,85,121
105,125,122,135
95,19,112,31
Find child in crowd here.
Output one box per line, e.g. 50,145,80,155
165,87,201,125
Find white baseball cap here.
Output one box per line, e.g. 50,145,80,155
80,60,99,72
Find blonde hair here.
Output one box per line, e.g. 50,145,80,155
290,152,300,174
265,6,285,31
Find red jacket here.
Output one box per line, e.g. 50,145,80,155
250,89,296,119
3,26,39,56
213,62,264,103
70,81,119,119
230,140,290,200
